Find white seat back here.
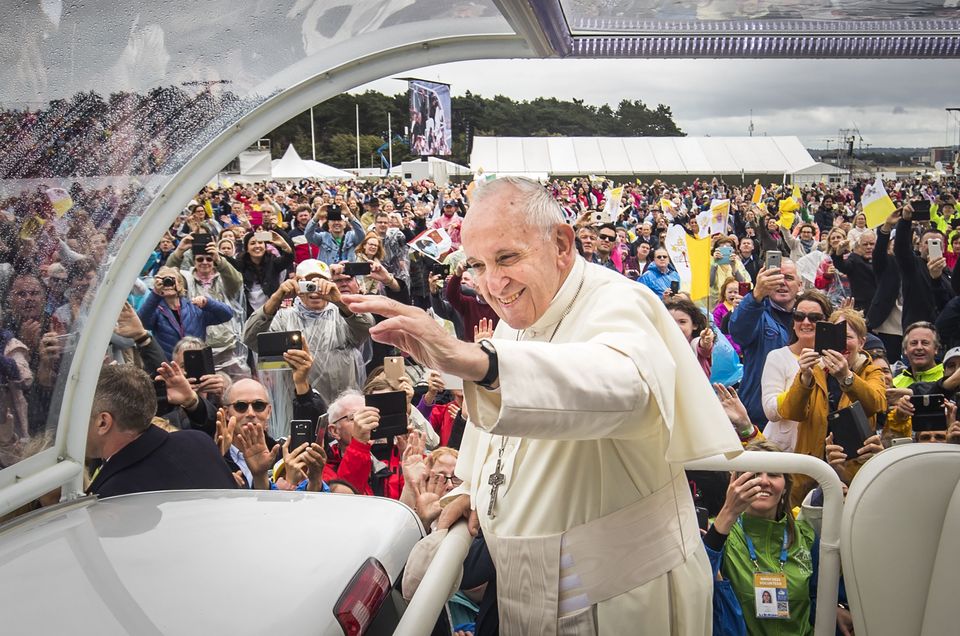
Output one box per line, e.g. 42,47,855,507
840,443,960,636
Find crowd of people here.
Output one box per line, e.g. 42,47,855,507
1,168,959,635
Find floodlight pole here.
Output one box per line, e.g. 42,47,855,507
356,103,361,170
310,106,316,161
388,112,394,173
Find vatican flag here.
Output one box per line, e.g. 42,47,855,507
862,176,896,229
751,182,764,205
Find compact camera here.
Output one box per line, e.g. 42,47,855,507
298,280,319,294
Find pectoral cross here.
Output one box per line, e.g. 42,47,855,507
487,460,505,519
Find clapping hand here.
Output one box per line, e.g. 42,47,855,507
233,422,279,489
215,407,236,455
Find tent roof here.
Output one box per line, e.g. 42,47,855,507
270,145,352,179
469,136,817,176
792,162,845,175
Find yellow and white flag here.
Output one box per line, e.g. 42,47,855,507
751,182,765,205
862,177,896,228
791,184,802,202
660,197,677,218
46,187,73,217
599,186,623,223
666,225,711,302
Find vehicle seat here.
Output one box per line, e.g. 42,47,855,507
840,443,960,636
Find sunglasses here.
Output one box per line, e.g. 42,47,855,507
194,256,214,263
792,311,825,323
654,254,670,260
598,235,617,241
226,400,270,413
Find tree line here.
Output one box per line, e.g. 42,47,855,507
267,90,684,170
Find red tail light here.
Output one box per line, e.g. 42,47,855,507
333,557,391,636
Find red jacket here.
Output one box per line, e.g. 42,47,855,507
445,275,499,342
322,438,373,495
429,403,457,447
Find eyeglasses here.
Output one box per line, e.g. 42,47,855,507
654,254,670,260
438,473,463,486
226,400,270,413
792,311,825,324
598,234,616,241
194,256,214,263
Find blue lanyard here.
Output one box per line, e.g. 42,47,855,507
739,516,789,572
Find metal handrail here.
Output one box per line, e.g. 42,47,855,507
397,451,844,636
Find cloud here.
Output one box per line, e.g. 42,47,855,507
354,58,960,148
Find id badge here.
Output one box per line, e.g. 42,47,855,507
753,572,789,619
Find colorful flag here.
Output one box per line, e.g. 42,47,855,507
46,187,73,217
708,199,730,236
778,197,799,229
862,176,896,228
791,184,802,201
665,225,711,302
599,186,623,223
660,198,677,218
751,182,764,205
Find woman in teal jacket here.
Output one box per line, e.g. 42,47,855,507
703,440,816,635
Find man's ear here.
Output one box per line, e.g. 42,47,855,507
555,224,576,259
95,412,115,437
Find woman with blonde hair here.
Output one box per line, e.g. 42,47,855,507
778,307,886,505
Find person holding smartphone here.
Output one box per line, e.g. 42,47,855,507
778,309,886,506
637,247,681,298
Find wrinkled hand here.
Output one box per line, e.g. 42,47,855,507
340,295,476,378
277,277,300,299
284,345,314,389
894,394,915,419
351,406,380,444
315,278,342,305
436,493,480,536
474,317,494,341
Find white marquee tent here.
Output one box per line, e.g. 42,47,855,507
470,136,817,178
269,144,354,180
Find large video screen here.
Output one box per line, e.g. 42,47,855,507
409,80,452,156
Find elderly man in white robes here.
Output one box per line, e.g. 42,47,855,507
343,177,741,635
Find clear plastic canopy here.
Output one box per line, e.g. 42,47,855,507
0,0,956,511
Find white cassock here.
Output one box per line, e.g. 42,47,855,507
445,256,742,635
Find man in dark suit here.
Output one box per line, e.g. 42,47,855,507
86,364,237,498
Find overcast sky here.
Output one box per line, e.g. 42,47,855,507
354,58,960,150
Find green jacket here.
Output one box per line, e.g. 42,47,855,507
893,364,944,389
720,514,816,636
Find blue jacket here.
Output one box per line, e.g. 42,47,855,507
138,291,234,359
728,293,793,426
303,217,366,265
637,266,680,297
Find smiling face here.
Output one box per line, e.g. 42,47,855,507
904,327,938,372
668,308,695,342
745,471,786,520
461,188,576,330
770,261,800,308
246,237,266,258
792,299,824,346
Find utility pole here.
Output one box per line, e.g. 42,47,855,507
388,112,393,173
355,103,361,170
309,106,316,161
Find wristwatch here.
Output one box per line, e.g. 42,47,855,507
477,339,499,389
841,373,855,389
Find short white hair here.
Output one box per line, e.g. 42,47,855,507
471,176,565,237
327,389,364,424
856,230,877,247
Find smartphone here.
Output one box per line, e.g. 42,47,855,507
717,245,733,265
670,280,680,294
183,347,215,381
384,356,405,389
765,250,782,270
326,206,343,221
912,199,931,221
827,401,872,459
364,390,409,438
342,261,373,276
256,330,303,369
696,506,710,532
289,420,313,450
254,230,272,242
890,437,914,446
927,238,943,261
815,321,846,354
291,235,307,246
910,394,947,431
738,282,751,296
154,379,169,414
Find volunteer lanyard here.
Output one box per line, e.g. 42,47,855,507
739,516,788,572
